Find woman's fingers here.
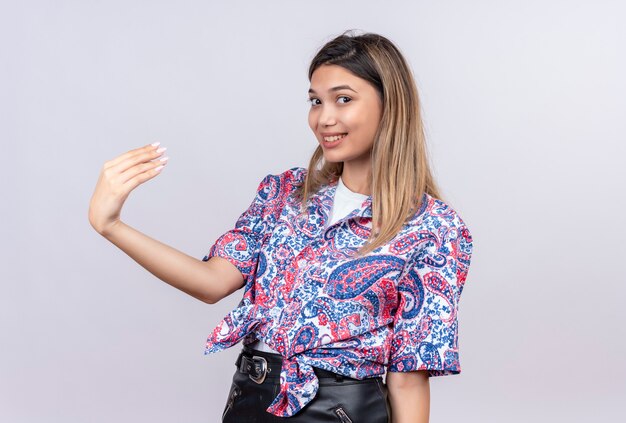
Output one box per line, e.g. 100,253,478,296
123,159,168,191
120,155,169,184
112,145,166,175
104,142,161,170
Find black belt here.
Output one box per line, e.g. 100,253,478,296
236,346,354,384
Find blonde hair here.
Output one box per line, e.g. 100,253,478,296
297,30,442,256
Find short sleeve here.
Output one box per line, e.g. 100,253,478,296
388,218,473,376
201,174,277,285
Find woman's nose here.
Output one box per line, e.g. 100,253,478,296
319,106,337,127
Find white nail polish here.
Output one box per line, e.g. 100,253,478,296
155,165,164,172
156,147,167,153
151,141,161,147
159,156,169,162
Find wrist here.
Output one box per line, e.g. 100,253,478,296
99,219,124,239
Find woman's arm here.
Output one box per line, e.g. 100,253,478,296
88,143,244,304
386,370,430,423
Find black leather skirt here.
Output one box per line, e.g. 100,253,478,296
221,346,391,422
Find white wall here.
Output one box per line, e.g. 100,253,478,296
1,0,624,421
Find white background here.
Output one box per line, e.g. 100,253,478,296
1,0,624,421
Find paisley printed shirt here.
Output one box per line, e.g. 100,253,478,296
202,167,474,417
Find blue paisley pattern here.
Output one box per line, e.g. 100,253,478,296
202,167,474,417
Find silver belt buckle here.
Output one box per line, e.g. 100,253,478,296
249,356,268,384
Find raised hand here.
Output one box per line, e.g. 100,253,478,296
88,142,169,235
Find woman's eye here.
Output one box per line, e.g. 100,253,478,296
337,96,351,104
308,98,320,106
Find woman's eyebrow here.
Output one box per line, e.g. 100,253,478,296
308,85,358,94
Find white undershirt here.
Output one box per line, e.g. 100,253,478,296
326,176,369,228
250,176,369,353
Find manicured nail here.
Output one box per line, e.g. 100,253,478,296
156,147,167,153
159,156,169,162
155,165,165,172
151,141,161,147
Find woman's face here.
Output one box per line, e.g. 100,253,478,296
308,64,382,167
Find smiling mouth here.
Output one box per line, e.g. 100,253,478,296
323,133,347,142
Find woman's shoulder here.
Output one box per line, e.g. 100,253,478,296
251,167,307,200
279,166,307,183
261,166,307,190
409,192,472,239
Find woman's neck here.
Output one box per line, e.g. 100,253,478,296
341,161,371,196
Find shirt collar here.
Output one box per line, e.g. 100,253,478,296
308,178,373,222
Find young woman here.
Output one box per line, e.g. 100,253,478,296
89,31,474,423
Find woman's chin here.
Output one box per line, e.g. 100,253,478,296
323,157,343,164
321,151,345,164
